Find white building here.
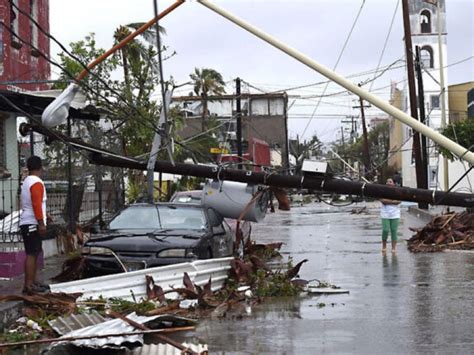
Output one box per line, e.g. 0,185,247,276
401,0,473,193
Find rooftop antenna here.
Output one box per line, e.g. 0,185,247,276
42,0,185,128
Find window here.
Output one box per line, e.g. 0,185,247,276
420,46,434,68
29,0,38,50
10,0,21,48
430,95,440,109
420,10,432,33
429,166,438,188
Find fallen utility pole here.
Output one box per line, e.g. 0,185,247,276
89,153,474,208
20,123,474,208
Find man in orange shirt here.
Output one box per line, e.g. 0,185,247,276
19,156,49,294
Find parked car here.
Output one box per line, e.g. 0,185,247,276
170,190,252,247
82,203,237,276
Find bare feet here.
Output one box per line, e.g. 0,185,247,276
391,249,397,254
382,248,387,254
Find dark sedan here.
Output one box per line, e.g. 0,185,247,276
82,203,235,276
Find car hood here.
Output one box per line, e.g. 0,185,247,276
85,230,205,252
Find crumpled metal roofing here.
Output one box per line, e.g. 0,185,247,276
49,312,197,350
54,312,166,349
50,257,232,301
130,343,208,355
48,310,106,335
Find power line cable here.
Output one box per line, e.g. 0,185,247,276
368,0,401,92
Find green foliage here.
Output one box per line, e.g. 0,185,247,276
0,329,40,344
107,298,157,315
252,270,301,297
439,119,474,160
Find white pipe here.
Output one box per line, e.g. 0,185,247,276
197,0,474,167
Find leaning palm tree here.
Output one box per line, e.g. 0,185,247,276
189,68,226,131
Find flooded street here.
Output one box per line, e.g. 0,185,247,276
196,202,474,354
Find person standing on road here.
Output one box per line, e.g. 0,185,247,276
380,178,401,254
19,156,49,294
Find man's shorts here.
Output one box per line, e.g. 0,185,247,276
20,225,42,256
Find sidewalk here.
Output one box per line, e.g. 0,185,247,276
0,254,67,331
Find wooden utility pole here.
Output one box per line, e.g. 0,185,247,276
235,77,243,169
415,46,429,190
17,122,474,208
354,85,371,179
402,0,427,209
89,153,474,208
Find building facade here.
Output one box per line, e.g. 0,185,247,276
172,93,289,169
0,0,50,214
0,0,50,92
401,0,450,190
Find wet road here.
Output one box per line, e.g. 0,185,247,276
196,202,474,354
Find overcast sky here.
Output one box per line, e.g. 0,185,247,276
50,0,474,143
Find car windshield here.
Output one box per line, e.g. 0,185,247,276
108,205,207,231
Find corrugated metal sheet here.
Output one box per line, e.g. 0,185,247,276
49,310,106,335
130,343,208,355
50,257,232,301
54,312,165,349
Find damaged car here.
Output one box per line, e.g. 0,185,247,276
82,203,237,276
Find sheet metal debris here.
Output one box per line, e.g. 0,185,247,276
54,312,165,349
48,310,107,335
50,257,233,301
130,343,208,355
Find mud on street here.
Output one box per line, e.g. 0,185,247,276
195,202,474,354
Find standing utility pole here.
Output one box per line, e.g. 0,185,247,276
354,86,371,179
235,77,243,169
402,0,427,209
415,46,429,193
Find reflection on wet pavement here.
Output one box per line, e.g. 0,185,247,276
196,202,474,354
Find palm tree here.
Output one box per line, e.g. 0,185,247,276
189,68,226,131
114,23,166,95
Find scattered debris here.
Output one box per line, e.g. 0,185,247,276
130,343,208,355
408,212,474,252
351,206,368,214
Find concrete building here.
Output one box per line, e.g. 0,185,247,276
397,1,473,193
0,0,50,214
400,0,450,190
0,0,50,92
448,81,474,123
172,93,290,169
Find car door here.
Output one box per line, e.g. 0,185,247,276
207,208,233,257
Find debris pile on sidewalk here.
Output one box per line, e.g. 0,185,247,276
408,211,474,252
